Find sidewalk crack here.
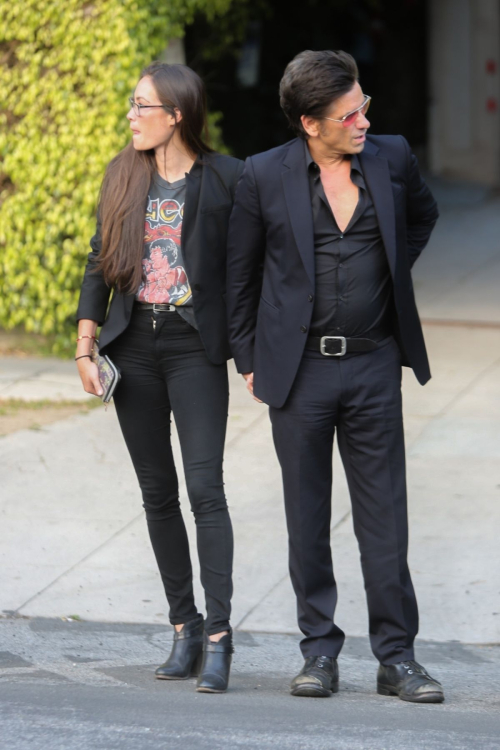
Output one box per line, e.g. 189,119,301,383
14,512,146,614
234,509,351,631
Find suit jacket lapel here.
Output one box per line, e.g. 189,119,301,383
181,160,202,272
359,142,397,279
281,140,315,287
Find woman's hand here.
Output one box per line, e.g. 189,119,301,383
77,357,103,397
75,319,100,395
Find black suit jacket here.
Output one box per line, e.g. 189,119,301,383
77,153,244,364
227,135,439,408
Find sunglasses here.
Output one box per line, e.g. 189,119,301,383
322,95,371,127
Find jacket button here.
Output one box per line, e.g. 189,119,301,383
193,284,201,292
300,325,307,333
308,294,314,302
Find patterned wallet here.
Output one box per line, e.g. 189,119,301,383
90,341,121,404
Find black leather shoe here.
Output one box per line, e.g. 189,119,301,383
290,656,339,697
377,660,444,703
196,630,234,693
155,614,204,680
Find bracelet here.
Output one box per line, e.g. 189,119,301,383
76,335,96,342
75,354,92,361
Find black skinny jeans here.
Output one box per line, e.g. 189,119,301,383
108,308,233,634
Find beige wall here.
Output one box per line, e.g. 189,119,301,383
161,38,186,65
429,0,500,185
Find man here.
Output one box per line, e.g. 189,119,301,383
227,50,444,703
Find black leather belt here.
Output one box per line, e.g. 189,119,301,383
305,327,389,357
134,302,177,312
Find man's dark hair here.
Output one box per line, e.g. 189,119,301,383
279,50,359,139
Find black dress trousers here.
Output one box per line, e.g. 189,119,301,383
269,337,419,665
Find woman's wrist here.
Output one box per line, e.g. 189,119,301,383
76,334,96,343
75,344,94,358
75,334,96,359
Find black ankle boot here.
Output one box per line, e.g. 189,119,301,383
196,630,234,693
155,614,204,680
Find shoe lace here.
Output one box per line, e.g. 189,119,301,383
400,660,430,677
311,656,331,670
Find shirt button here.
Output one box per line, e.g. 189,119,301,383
339,263,343,268
339,234,344,239
308,294,314,302
300,325,308,333
340,296,345,302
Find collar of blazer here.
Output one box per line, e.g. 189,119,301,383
176,153,235,267
182,157,203,261
280,137,397,283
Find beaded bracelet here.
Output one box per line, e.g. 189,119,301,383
76,335,96,342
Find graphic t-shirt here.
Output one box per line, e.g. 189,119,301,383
136,174,196,328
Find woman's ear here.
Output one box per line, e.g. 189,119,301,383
174,107,183,124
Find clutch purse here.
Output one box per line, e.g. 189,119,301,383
91,341,121,403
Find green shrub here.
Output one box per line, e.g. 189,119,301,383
0,0,232,353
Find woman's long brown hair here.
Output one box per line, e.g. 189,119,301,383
97,62,213,293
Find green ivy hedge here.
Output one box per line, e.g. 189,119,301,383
0,0,231,353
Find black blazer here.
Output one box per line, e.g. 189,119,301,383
77,152,244,364
227,136,439,408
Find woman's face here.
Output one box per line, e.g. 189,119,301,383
127,75,179,151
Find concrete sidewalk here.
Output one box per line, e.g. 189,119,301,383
1,188,499,643
0,356,94,402
2,321,499,643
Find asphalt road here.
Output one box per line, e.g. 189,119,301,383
1,617,499,750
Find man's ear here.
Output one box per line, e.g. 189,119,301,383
301,114,320,139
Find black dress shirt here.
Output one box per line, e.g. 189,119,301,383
305,142,393,337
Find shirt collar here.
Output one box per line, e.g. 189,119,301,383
304,141,364,184
304,141,318,174
351,153,362,174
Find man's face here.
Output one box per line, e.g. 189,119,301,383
301,82,370,155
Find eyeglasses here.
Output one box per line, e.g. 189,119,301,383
322,95,371,127
128,97,174,117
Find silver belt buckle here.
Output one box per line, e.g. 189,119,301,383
320,335,347,357
152,303,175,312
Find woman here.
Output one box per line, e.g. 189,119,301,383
76,61,243,693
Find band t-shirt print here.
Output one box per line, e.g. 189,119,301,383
136,174,193,311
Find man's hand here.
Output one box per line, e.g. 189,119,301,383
242,373,263,403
